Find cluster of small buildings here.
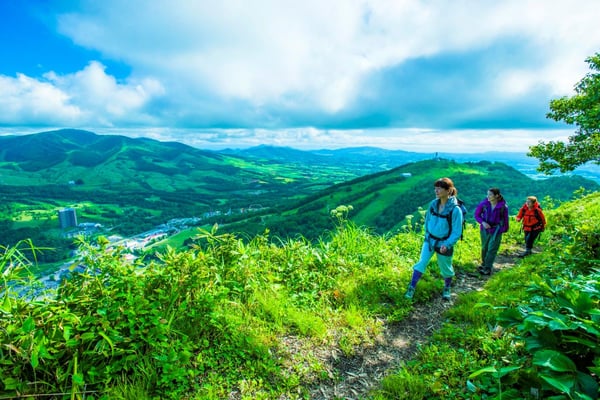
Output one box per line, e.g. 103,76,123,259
58,208,103,238
57,205,266,251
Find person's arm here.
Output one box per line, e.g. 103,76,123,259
474,201,484,224
475,201,493,230
443,206,463,248
539,208,547,228
516,205,525,221
423,204,431,233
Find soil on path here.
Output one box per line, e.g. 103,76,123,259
296,252,520,400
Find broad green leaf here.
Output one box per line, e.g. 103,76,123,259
572,292,596,314
573,393,594,400
548,319,572,331
497,307,527,325
30,349,39,368
468,366,497,379
22,316,35,333
1,295,13,313
562,335,597,349
525,331,558,351
80,332,96,341
523,315,551,329
588,366,600,376
576,371,599,399
38,344,54,360
1,377,18,389
498,365,521,378
569,321,600,336
534,350,577,372
538,309,569,322
539,373,575,394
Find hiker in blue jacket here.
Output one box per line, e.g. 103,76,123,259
474,188,509,275
405,177,463,301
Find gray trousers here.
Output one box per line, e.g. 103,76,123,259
480,229,503,270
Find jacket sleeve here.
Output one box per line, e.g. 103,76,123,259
474,201,485,224
423,204,431,236
538,208,547,228
444,206,463,247
516,205,526,221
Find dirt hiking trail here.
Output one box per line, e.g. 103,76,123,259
299,251,520,400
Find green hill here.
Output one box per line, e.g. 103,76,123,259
0,129,319,194
225,145,600,183
0,129,363,241
219,158,599,240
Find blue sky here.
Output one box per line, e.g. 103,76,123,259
1,0,599,153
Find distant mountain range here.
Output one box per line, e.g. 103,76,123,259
221,145,600,183
2,129,599,188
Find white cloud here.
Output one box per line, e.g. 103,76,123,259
54,0,600,115
0,62,164,127
2,0,600,151
0,74,81,124
47,61,164,123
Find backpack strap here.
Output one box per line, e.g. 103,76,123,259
532,208,544,231
491,205,507,239
429,203,455,241
457,199,467,240
499,204,506,227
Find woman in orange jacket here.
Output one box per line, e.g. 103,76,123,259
515,196,546,257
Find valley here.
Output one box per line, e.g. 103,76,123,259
1,129,599,270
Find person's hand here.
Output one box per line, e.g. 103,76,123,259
482,222,491,229
440,245,447,254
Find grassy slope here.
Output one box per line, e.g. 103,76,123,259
218,158,598,241
1,187,598,399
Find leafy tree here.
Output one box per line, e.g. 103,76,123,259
529,53,600,173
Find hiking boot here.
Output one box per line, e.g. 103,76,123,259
404,286,415,299
478,266,491,275
442,286,451,300
518,250,532,258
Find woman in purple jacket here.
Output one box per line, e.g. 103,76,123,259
474,188,509,275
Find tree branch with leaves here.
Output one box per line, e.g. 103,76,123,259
528,53,600,173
